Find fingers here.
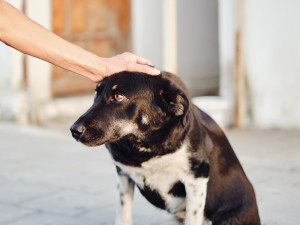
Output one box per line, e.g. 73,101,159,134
105,52,161,77
126,62,160,75
123,52,160,75
132,55,154,67
121,52,152,65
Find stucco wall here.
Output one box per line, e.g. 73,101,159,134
177,0,219,96
0,0,18,121
0,42,14,121
244,0,300,128
0,43,11,89
27,0,52,103
131,0,164,69
1,0,299,128
218,0,236,126
0,0,51,123
132,0,219,97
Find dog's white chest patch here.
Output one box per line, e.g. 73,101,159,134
115,142,193,212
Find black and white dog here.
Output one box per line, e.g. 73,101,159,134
70,72,260,225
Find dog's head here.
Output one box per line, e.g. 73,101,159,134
70,71,190,147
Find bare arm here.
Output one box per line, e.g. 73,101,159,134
0,0,160,82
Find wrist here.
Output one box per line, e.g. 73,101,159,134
79,55,107,82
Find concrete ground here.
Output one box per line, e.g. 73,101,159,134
0,121,299,225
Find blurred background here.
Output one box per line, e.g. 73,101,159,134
1,0,299,129
0,1,299,225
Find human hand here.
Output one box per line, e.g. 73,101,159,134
0,2,160,83
99,52,161,81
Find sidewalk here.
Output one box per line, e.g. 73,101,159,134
0,122,299,225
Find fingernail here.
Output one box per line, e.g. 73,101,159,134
153,68,161,75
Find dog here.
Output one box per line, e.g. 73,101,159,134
70,71,261,225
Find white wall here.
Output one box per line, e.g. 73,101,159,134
0,43,11,89
244,0,300,128
177,0,219,96
218,0,236,126
131,0,164,69
0,0,25,122
0,41,13,120
219,0,300,129
132,0,220,97
27,0,52,103
0,0,52,123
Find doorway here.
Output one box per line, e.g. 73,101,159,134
51,0,131,97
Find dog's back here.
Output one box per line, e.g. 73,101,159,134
194,107,260,224
164,72,260,224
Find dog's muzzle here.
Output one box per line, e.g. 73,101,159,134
70,123,85,141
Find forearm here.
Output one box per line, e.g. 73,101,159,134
0,0,159,82
0,0,106,81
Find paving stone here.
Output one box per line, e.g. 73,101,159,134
0,123,299,225
0,204,35,224
0,178,60,205
132,194,176,225
19,189,117,217
5,212,98,225
75,204,116,225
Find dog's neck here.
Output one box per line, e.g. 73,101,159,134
123,112,193,156
107,120,192,167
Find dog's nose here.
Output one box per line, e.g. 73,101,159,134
70,123,85,140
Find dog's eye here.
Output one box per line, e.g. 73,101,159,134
113,94,125,102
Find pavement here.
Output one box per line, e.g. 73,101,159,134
0,121,299,225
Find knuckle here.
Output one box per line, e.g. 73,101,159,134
123,52,131,57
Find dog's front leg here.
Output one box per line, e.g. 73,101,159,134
115,167,135,225
184,177,209,225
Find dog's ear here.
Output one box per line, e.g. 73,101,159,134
158,81,189,117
